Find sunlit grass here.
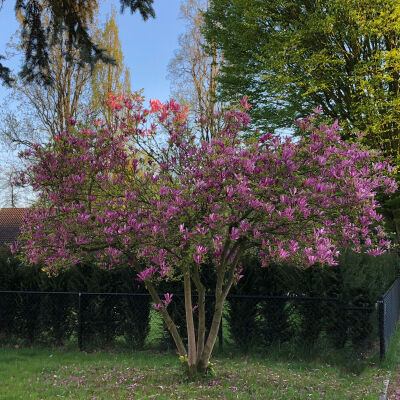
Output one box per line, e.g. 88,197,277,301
1,330,398,400
2,310,400,399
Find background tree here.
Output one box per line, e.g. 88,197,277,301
15,94,396,375
1,5,133,147
203,0,313,134
167,0,224,142
204,0,400,241
0,5,131,206
90,7,132,124
0,164,27,207
0,0,155,87
204,0,400,143
0,31,93,148
0,11,94,208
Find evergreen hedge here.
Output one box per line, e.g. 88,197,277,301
226,248,398,350
0,251,151,349
0,247,397,351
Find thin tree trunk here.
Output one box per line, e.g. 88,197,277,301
197,254,226,372
192,265,206,360
198,291,224,372
143,279,187,357
198,245,245,371
130,256,187,356
183,267,197,375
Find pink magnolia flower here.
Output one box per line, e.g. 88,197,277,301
233,267,244,285
239,220,251,232
239,96,251,110
149,99,162,113
162,293,173,307
226,186,235,198
230,228,240,241
313,106,323,114
287,240,299,254
193,254,202,264
193,245,208,264
137,266,157,282
152,303,163,311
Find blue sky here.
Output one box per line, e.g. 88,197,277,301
0,0,186,104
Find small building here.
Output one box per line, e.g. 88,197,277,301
0,208,27,251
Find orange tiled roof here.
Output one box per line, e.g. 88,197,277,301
0,208,27,249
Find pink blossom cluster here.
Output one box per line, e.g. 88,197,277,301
152,293,173,310
15,93,397,279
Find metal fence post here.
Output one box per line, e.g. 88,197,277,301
378,296,385,360
78,292,83,351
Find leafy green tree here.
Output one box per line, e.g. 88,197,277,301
204,0,400,144
204,0,400,241
0,0,155,86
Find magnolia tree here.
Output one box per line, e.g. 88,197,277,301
15,93,397,375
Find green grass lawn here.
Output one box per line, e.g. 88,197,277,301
1,327,399,400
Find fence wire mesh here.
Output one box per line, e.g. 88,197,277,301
0,289,383,354
379,278,400,359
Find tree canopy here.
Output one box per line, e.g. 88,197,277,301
0,0,155,86
204,0,400,148
14,94,396,375
204,0,400,242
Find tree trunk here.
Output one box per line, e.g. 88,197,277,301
191,264,206,361
198,292,225,372
183,267,198,376
136,254,242,376
198,251,244,372
144,280,187,357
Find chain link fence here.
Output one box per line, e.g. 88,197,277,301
0,289,390,354
378,277,400,359
225,294,376,350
